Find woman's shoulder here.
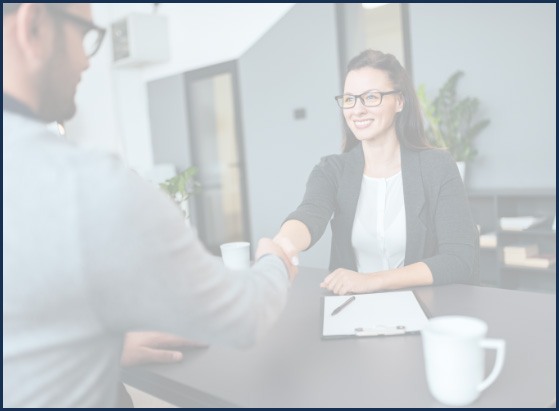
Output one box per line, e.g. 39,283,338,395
417,147,455,170
417,147,453,161
413,147,462,186
319,144,362,167
315,150,353,174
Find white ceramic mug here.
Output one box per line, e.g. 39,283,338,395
421,316,506,406
220,242,251,270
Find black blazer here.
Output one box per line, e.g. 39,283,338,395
286,144,477,285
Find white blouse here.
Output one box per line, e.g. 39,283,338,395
351,171,406,273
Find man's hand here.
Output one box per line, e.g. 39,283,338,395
120,331,204,367
255,237,298,281
272,235,300,267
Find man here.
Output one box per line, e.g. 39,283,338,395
3,3,296,407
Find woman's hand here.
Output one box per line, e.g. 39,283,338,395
256,238,298,281
320,269,383,295
272,235,300,266
271,220,311,267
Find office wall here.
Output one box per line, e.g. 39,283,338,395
341,4,405,76
64,5,124,157
65,4,293,173
147,75,191,170
408,3,556,189
363,4,405,67
238,4,342,268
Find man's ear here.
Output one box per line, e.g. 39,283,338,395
14,3,53,66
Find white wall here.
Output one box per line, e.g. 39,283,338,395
409,3,556,189
64,5,124,157
363,4,405,67
340,4,405,76
238,4,342,268
65,3,293,173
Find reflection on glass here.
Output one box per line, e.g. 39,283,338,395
189,73,246,254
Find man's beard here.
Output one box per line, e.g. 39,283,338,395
36,41,78,123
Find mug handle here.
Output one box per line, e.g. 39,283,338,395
477,338,506,392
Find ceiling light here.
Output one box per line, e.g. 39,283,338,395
362,3,389,10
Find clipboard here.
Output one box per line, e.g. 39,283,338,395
321,291,430,339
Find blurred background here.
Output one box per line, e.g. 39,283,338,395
64,3,556,292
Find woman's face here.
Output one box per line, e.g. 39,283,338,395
342,67,403,144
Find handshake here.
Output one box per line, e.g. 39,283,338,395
255,235,300,282
222,220,310,282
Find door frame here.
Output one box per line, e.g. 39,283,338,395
183,60,252,251
334,4,414,79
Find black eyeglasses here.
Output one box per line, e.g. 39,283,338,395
335,89,401,109
46,5,106,58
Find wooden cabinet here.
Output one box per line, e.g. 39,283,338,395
468,189,556,293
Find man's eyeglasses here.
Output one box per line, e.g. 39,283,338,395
46,5,106,58
335,89,401,109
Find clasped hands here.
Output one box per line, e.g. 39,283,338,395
254,237,299,281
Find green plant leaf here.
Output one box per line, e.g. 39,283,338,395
159,166,200,201
417,70,489,163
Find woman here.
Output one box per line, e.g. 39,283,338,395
273,49,477,295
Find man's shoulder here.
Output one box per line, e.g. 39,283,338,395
72,148,152,204
4,110,144,195
70,147,125,178
43,133,128,188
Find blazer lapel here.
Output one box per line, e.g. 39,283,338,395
336,145,364,271
342,145,365,218
401,146,427,264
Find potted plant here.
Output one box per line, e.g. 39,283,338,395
417,71,490,181
159,166,200,223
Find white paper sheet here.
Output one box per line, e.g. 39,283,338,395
322,291,429,337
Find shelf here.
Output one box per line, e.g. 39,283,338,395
468,189,556,293
468,188,556,197
499,229,556,237
501,265,556,275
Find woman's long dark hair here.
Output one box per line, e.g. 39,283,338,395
342,49,430,152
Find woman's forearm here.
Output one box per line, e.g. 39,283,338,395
274,220,312,254
370,262,434,291
321,262,434,295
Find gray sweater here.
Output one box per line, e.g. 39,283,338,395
286,144,477,285
3,111,290,407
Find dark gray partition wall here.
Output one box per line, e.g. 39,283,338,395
147,75,191,170
238,4,342,269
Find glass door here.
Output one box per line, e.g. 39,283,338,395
184,62,250,255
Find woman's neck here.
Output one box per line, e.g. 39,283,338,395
362,136,401,178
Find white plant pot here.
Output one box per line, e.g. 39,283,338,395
456,161,466,182
180,200,191,227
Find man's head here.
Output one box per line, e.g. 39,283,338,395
3,3,105,122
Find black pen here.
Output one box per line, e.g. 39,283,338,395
331,295,356,316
